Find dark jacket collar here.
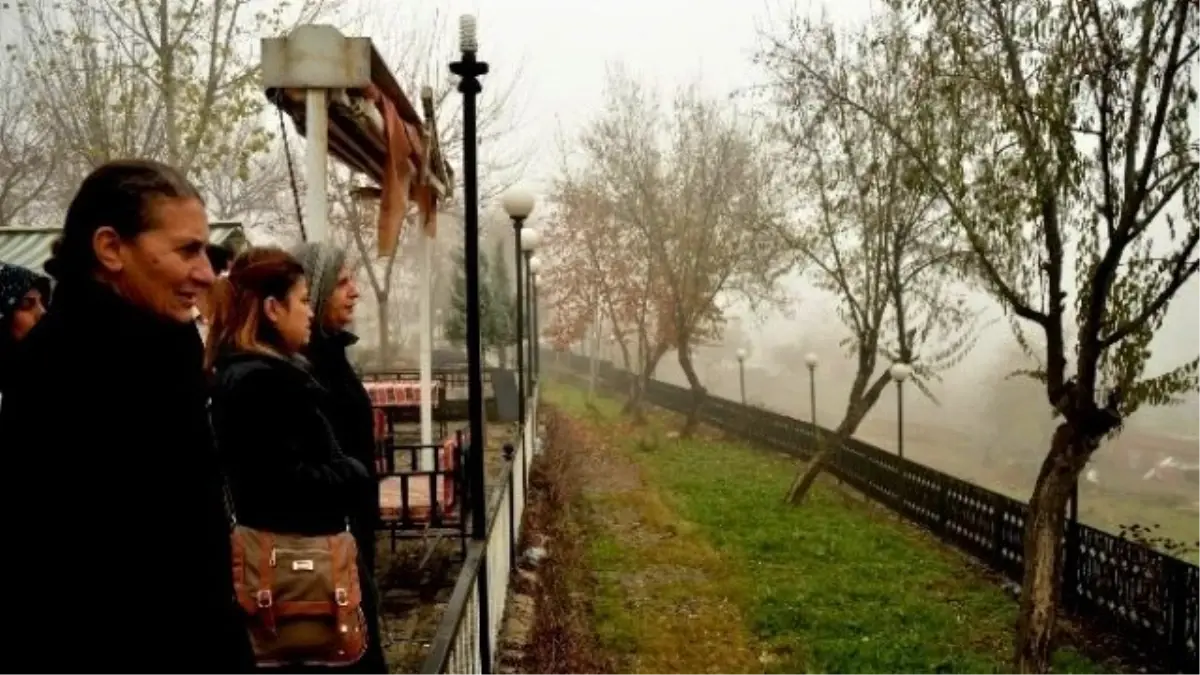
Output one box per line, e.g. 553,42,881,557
50,280,203,359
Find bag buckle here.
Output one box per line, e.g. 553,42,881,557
335,588,349,606
257,589,273,608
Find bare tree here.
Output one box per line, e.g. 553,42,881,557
567,66,790,435
543,167,670,419
758,13,981,504
12,0,335,204
779,0,1198,670
0,57,57,228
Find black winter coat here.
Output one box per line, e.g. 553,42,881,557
209,351,369,536
0,281,255,673
209,350,388,674
305,331,379,564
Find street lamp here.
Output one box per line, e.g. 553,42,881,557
804,352,819,433
503,187,536,429
736,348,747,405
520,226,541,398
451,13,490,553
890,362,912,459
528,255,542,385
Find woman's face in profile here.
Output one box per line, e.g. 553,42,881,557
10,288,46,341
95,197,216,323
265,279,313,354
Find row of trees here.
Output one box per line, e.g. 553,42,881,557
542,0,1197,671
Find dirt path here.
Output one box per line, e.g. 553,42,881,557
566,407,763,674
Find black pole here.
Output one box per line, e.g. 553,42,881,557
523,250,534,396
451,18,492,673
897,381,905,459
1065,477,1080,609
808,365,817,435
532,280,540,384
738,360,746,405
512,218,525,431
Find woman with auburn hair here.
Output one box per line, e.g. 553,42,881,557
207,246,385,671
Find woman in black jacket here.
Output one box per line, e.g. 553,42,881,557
0,160,254,672
290,243,378,564
291,243,389,675
206,247,386,672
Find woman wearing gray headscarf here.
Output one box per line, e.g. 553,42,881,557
291,242,386,674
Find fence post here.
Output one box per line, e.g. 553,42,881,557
1063,480,1079,611
1166,558,1188,671
505,443,517,573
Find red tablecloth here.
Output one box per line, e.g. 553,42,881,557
363,381,441,408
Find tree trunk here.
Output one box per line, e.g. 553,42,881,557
1014,423,1086,673
786,361,890,505
786,411,862,504
376,292,391,369
676,344,706,438
623,342,667,423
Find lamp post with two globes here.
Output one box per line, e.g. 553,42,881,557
502,188,535,428
890,362,913,459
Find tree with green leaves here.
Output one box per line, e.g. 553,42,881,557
487,237,517,367
758,13,981,504
771,0,1198,670
443,244,514,366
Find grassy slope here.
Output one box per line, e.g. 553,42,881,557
549,383,1106,674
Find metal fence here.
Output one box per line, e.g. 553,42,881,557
420,388,539,674
548,351,1199,671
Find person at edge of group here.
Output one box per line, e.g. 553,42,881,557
0,262,51,401
291,242,388,673
205,246,387,673
290,243,377,563
0,159,255,672
195,242,235,344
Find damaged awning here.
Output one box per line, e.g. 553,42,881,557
262,26,453,257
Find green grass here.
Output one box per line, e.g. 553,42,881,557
549,383,1108,674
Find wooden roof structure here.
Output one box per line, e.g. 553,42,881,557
262,25,453,256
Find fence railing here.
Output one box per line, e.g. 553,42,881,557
548,351,1199,672
420,386,539,674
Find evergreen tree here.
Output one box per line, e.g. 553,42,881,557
487,239,517,366
443,244,515,365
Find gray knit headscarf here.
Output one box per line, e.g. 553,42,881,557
290,242,347,330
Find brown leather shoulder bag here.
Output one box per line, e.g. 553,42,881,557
231,525,368,667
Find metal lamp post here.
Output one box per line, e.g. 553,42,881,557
890,362,912,459
528,256,542,386
502,188,535,432
519,227,541,397
450,15,492,667
804,352,819,431
736,348,747,405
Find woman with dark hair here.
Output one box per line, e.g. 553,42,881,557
207,247,386,672
0,262,51,397
0,159,254,672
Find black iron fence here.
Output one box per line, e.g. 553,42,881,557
419,390,539,674
548,351,1199,672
